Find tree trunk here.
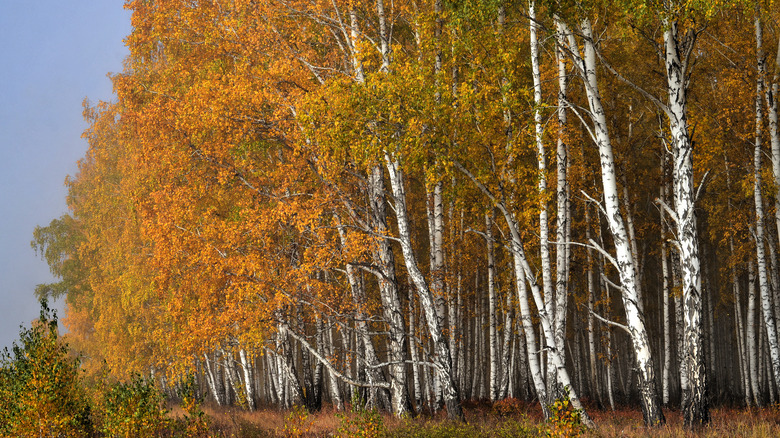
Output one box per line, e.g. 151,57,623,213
755,15,780,400
239,349,257,411
530,1,556,399
368,165,410,416
384,155,462,420
555,19,571,395
486,211,500,401
748,259,762,406
585,205,599,403
662,18,707,427
557,16,664,426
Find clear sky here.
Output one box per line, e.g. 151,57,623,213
0,1,131,350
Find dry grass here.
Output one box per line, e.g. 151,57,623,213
168,401,780,437
586,405,780,438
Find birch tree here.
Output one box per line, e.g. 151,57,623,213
556,15,665,427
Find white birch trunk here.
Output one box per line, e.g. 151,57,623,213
661,206,671,405
530,2,556,396
325,321,344,410
409,297,423,413
558,16,665,426
368,165,409,416
384,155,462,420
555,20,571,384
486,211,499,401
203,353,223,406
500,281,514,399
748,259,762,406
239,349,256,411
663,18,707,426
514,258,549,415
585,205,599,401
754,17,780,396
733,262,750,407
336,222,390,409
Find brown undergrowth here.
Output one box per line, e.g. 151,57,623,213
168,400,780,438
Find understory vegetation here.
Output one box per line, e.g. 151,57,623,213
2,303,780,437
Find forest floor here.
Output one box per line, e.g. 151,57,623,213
168,399,780,437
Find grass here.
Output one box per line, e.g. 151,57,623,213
166,400,780,437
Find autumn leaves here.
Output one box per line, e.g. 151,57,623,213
29,0,780,428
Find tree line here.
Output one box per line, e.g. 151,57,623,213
32,0,780,430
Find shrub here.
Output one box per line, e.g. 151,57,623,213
0,300,92,437
283,405,314,437
493,397,526,417
174,374,210,437
100,374,169,437
545,392,584,438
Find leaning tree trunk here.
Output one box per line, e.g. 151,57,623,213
335,221,391,411
384,155,463,420
455,160,592,426
557,16,665,426
368,165,410,416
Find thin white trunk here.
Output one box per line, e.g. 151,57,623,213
239,349,256,411
661,203,671,405
336,221,390,410
622,174,644,315
530,2,556,396
733,262,750,407
585,205,598,401
500,279,514,399
325,321,344,410
409,297,422,413
384,156,462,420
487,211,499,401
748,259,762,406
558,16,664,425
755,17,780,395
555,20,571,380
203,353,223,406
663,18,707,426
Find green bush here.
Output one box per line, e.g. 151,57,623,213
0,300,92,437
100,374,169,437
545,391,584,438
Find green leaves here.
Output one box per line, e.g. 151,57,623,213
0,300,93,437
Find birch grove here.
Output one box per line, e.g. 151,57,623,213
29,0,780,431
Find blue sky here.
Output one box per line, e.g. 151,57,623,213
0,1,131,350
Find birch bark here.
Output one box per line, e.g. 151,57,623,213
555,15,571,388
487,211,500,401
557,16,665,426
663,18,707,427
754,15,780,399
368,165,410,416
239,349,256,411
384,156,463,420
748,259,762,406
530,2,556,397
